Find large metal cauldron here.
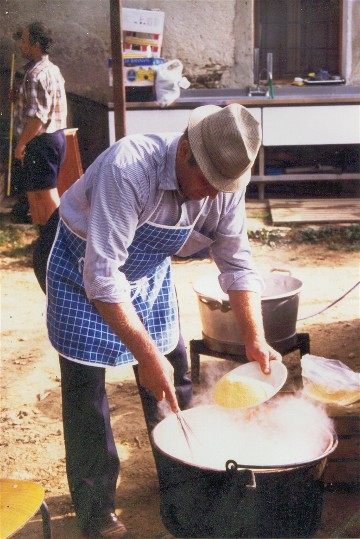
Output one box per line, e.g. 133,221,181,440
193,270,303,354
151,405,337,538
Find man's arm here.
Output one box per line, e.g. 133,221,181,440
228,289,282,374
93,299,179,412
15,116,44,162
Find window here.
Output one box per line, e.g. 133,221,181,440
255,0,341,81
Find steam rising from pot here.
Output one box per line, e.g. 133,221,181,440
154,394,335,471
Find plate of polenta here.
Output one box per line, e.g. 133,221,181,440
213,360,287,409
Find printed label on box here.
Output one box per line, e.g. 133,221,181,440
124,66,155,86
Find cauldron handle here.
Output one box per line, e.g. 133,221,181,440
199,297,232,313
270,267,292,275
226,460,257,489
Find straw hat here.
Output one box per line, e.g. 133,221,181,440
187,103,261,192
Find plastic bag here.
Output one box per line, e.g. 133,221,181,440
155,59,190,108
301,354,360,406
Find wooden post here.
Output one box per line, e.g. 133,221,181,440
110,0,126,140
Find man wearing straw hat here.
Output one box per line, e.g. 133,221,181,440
12,21,67,226
34,103,281,538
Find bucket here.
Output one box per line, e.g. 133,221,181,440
193,270,303,354
151,405,337,538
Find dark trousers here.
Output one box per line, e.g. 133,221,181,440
33,211,193,529
23,130,66,191
33,208,60,293
59,336,191,529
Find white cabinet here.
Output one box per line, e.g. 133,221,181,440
262,105,360,146
108,104,359,200
253,104,360,199
108,108,262,146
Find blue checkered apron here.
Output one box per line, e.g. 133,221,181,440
46,204,204,367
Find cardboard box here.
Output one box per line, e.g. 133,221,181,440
123,58,164,87
122,8,165,35
122,8,164,58
124,31,162,57
108,58,164,87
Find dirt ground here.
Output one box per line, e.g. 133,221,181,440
1,210,359,539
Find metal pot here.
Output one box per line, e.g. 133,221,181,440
151,405,338,538
193,270,303,354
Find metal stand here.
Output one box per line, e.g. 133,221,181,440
190,332,310,384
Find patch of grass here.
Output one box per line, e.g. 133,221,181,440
248,227,288,246
248,224,360,250
0,220,37,259
0,225,23,247
290,224,360,250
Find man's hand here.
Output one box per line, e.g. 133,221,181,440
93,299,179,412
137,354,178,411
15,142,26,163
15,117,44,164
245,338,282,374
228,289,282,374
8,86,19,103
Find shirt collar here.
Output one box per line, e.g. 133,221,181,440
159,134,183,194
23,54,49,71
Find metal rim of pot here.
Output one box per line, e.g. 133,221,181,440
151,432,338,474
151,418,338,474
193,269,303,304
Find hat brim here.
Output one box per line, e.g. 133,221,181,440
188,105,253,193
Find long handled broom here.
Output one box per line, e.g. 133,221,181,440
7,53,15,197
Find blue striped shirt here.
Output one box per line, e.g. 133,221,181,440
60,132,263,303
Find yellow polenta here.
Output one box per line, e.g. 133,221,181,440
304,382,360,405
214,373,273,408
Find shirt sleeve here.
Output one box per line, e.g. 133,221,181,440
26,75,50,125
83,162,145,303
211,190,264,295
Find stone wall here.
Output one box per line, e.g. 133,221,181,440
0,0,112,103
0,0,358,103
